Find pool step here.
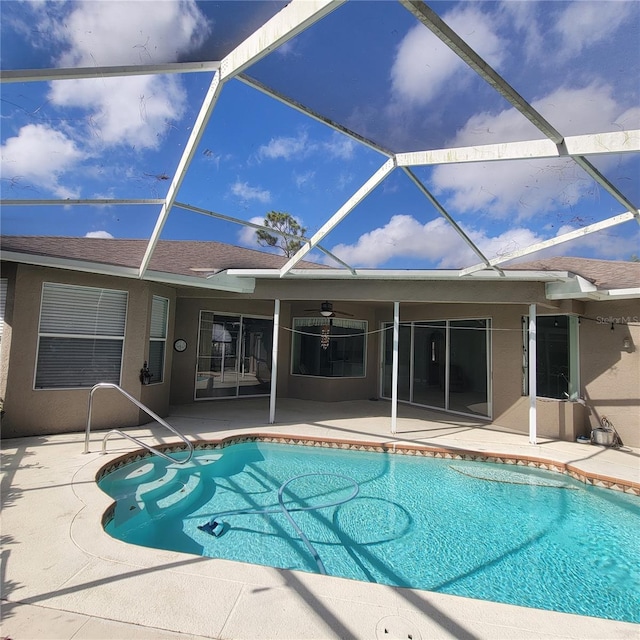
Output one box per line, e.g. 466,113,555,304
101,460,163,498
145,472,205,516
105,453,223,528
137,473,215,517
134,467,180,508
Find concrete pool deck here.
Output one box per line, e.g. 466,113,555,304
2,398,639,640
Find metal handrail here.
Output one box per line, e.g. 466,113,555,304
84,382,194,464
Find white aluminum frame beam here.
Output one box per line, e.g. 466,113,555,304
226,267,574,281
528,304,537,445
396,130,640,167
220,0,345,80
0,62,220,84
399,0,563,144
1,199,163,206
238,73,394,158
460,211,637,276
391,302,400,435
280,158,397,275
269,299,281,424
138,72,224,277
402,167,496,271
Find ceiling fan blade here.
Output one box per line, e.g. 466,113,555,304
334,309,354,317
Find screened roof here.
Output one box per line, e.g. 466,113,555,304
1,0,639,280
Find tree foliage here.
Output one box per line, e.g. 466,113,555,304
256,211,307,258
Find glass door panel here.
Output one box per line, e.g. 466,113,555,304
197,312,272,399
197,312,239,398
238,317,272,396
412,322,445,409
448,319,489,416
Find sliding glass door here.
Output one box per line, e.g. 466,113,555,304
382,318,491,418
196,312,273,399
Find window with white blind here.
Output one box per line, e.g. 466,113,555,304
148,296,168,384
0,278,7,342
35,283,128,389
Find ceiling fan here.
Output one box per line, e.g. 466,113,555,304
303,301,354,318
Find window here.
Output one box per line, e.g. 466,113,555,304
35,283,127,389
523,315,579,400
292,318,366,377
148,296,168,384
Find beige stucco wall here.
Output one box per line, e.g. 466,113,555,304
580,300,640,447
0,263,175,438
3,261,637,447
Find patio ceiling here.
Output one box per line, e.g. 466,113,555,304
1,0,639,283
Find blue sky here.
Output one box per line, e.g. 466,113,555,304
1,0,639,269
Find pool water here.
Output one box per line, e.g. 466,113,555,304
99,442,640,623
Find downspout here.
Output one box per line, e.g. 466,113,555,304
391,301,400,434
528,303,537,444
269,299,280,424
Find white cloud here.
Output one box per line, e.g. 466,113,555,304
323,133,356,160
328,211,638,269
328,214,554,268
230,180,271,204
85,230,114,239
390,6,505,107
49,75,187,150
255,130,358,165
237,216,265,248
499,1,544,63
258,132,311,161
614,106,640,130
554,1,633,59
336,172,354,191
294,171,316,189
327,215,539,268
34,1,208,151
0,124,85,197
53,1,209,67
431,83,631,219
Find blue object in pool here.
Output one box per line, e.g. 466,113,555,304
99,442,640,623
198,520,225,537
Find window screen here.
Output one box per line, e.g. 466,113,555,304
523,315,579,400
35,283,127,389
291,318,366,377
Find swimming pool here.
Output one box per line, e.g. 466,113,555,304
99,439,640,623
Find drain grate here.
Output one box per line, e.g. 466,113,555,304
375,615,421,640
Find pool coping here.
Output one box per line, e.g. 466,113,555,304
97,433,640,496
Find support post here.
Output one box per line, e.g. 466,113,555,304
391,302,400,434
269,299,281,424
528,304,537,445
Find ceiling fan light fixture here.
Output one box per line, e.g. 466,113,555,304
320,301,333,317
